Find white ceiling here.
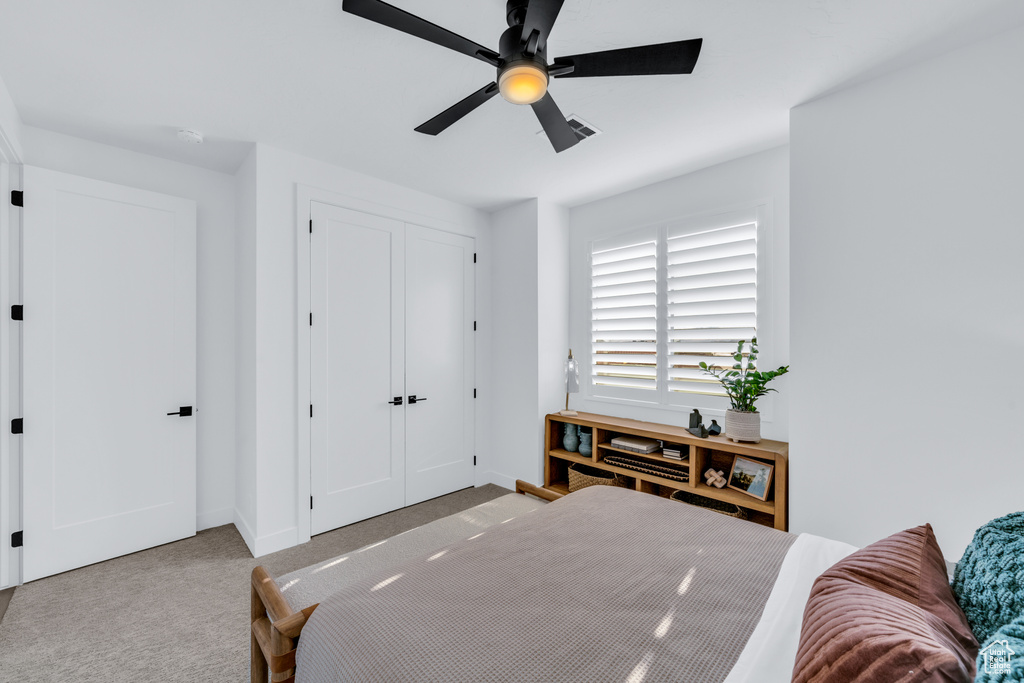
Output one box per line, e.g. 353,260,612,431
1,0,1022,210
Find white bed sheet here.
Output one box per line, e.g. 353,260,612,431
724,533,859,683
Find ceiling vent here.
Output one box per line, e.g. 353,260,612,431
567,115,602,141
538,114,602,142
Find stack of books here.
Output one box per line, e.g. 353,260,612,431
662,444,688,461
610,435,661,454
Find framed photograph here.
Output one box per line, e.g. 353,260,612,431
727,455,774,501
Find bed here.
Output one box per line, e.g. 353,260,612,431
250,482,858,683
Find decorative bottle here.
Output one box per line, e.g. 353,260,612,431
578,429,593,456
562,423,579,452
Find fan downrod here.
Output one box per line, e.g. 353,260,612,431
506,0,529,27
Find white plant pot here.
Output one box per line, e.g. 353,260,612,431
725,409,761,443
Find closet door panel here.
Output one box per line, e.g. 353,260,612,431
404,225,475,505
310,202,405,535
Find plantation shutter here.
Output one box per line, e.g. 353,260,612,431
665,220,757,396
590,233,658,391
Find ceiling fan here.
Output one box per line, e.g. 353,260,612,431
342,0,703,153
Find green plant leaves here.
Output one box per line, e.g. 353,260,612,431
696,339,789,411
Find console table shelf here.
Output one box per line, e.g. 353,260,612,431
543,412,788,530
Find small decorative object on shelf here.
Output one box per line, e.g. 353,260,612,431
708,420,722,436
704,469,727,488
559,349,580,416
662,444,687,461
727,455,775,501
689,409,702,429
699,338,789,443
563,423,579,452
687,423,709,438
578,429,592,456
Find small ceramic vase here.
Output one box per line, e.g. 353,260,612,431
563,423,579,452
578,429,593,456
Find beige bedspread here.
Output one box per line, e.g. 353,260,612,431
296,486,795,683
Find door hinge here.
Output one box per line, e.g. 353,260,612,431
310,496,314,509
11,305,23,321
473,456,477,466
310,404,313,418
11,190,23,207
473,388,477,399
473,321,477,331
11,531,22,548
309,218,313,234
473,252,477,264
11,418,23,434
309,312,313,326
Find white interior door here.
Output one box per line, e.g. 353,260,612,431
310,203,405,535
22,166,196,582
404,225,475,505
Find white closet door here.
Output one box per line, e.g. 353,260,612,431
310,203,406,535
22,166,196,582
404,225,475,505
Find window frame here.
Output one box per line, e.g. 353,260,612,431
580,203,775,420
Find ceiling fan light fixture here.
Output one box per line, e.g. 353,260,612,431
498,63,549,105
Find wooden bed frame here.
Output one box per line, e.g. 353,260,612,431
249,480,561,682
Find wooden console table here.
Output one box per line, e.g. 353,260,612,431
541,412,789,530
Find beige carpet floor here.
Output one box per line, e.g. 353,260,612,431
0,484,509,683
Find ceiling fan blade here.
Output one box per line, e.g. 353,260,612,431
521,0,565,50
342,0,500,66
415,82,500,136
531,93,580,153
553,38,703,78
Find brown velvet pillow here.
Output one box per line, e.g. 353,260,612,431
792,524,978,683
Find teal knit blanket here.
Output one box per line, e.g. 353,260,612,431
975,614,1024,682
954,511,1024,644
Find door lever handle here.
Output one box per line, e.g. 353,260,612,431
408,395,427,405
167,406,193,417
388,397,403,406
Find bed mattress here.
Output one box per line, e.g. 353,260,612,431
296,485,828,683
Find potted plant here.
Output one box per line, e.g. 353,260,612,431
698,338,789,443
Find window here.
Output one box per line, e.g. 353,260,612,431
589,209,761,404
591,234,658,391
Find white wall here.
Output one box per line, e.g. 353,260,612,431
487,199,570,489
568,146,791,440
233,146,258,549
537,200,570,459
236,143,489,556
20,127,238,531
489,200,541,488
0,71,22,161
790,24,1024,559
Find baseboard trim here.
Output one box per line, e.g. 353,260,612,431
478,471,519,491
197,506,234,532
233,510,258,557
253,526,299,558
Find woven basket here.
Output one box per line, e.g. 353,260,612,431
670,489,747,520
568,464,628,493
